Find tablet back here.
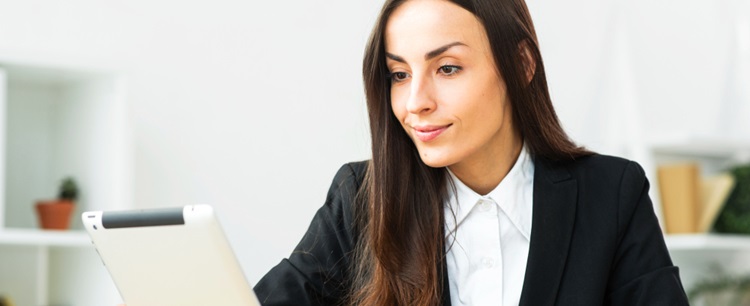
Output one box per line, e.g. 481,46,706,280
82,205,260,306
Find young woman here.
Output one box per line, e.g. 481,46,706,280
254,0,689,305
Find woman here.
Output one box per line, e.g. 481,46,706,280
254,0,689,305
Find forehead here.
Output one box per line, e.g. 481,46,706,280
384,0,487,55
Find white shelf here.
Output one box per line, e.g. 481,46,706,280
651,140,750,161
665,233,750,251
0,228,90,247
0,60,128,306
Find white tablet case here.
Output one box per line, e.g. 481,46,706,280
82,205,260,306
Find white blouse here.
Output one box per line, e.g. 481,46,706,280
444,145,535,306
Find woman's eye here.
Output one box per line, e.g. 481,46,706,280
438,65,461,76
389,72,410,83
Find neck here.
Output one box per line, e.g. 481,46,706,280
448,131,523,196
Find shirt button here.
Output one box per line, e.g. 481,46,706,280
479,200,492,212
481,257,495,268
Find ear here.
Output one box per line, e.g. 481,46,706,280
518,40,536,85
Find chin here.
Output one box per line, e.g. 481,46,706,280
417,149,455,169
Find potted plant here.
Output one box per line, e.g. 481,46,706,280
35,177,79,230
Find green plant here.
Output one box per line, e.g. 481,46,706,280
714,164,750,233
58,177,79,202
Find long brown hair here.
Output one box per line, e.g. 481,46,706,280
351,0,591,305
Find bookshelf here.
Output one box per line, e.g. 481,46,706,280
666,234,750,251
652,140,750,294
651,140,750,174
0,61,128,306
666,234,750,295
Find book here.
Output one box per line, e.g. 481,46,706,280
698,174,736,232
658,163,701,234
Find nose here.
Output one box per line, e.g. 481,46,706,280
405,75,436,114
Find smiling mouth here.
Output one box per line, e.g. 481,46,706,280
413,124,452,142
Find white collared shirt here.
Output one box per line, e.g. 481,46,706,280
444,146,534,306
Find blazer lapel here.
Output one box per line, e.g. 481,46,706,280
518,158,578,306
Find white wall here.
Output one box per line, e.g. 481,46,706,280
529,0,750,152
5,80,57,228
0,0,748,295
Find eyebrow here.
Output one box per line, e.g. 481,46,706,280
386,41,468,63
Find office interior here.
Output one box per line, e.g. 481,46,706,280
0,0,748,305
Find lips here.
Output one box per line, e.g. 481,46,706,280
412,124,451,142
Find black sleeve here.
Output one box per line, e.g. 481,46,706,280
605,161,689,305
253,163,363,306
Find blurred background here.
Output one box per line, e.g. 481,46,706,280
0,0,748,305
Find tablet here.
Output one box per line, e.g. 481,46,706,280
82,205,260,306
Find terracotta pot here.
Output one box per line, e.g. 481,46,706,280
35,200,75,230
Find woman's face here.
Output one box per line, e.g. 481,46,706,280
385,0,517,170
385,0,515,172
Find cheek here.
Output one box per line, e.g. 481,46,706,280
441,79,496,117
390,88,409,121
475,74,508,111
452,80,509,135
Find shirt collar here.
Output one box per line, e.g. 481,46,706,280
445,145,535,240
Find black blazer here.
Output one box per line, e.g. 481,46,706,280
254,155,689,305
